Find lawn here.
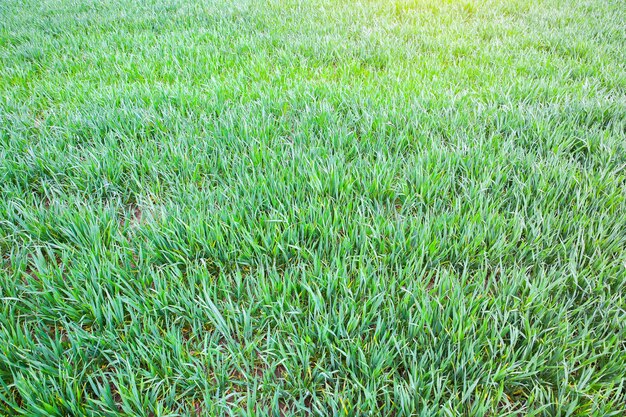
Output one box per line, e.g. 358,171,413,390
1,0,625,415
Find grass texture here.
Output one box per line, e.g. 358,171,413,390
1,0,625,415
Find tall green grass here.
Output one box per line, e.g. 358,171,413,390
1,0,625,415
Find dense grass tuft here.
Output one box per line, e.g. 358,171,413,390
1,0,625,415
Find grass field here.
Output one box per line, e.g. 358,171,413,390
1,0,626,415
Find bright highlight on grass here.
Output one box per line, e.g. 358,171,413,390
1,0,625,415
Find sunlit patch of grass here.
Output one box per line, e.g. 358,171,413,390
1,0,625,415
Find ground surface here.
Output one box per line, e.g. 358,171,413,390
1,0,625,415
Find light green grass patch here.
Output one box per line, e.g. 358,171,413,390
1,0,625,415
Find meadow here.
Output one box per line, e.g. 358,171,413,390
1,0,625,415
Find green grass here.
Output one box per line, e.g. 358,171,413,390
1,0,625,415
